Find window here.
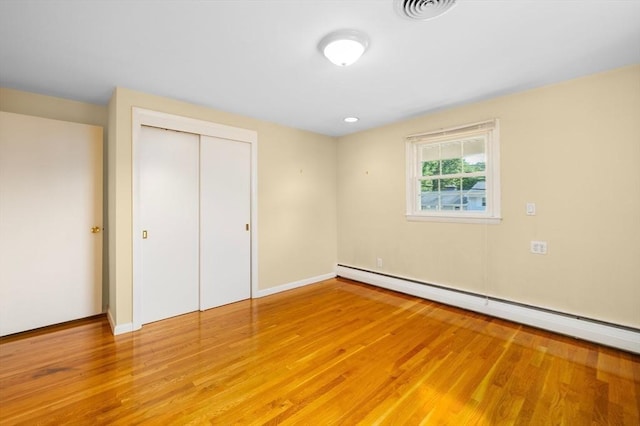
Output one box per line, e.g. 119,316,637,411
406,119,501,223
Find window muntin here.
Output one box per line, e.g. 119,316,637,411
406,120,500,223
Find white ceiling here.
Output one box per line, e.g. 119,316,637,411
1,0,639,137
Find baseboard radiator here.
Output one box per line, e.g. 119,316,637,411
336,264,640,354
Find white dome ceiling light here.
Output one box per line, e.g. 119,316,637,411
318,29,370,67
394,0,457,21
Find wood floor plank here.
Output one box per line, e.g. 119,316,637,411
1,278,638,425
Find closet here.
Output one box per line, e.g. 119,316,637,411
134,110,254,326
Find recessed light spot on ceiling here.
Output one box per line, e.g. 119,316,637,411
318,29,369,67
344,117,359,123
394,0,457,21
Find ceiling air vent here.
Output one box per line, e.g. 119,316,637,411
394,0,457,21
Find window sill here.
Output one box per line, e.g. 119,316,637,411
406,214,502,225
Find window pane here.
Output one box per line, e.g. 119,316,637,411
421,145,439,162
420,178,438,192
441,141,462,175
422,160,440,177
420,179,440,210
421,145,439,176
440,178,460,191
441,158,462,175
463,177,486,211
439,178,463,210
420,179,439,210
461,176,484,190
462,137,486,173
440,141,461,160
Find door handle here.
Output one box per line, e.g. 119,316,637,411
142,230,148,239
91,226,101,234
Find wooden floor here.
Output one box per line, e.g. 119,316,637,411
1,278,639,425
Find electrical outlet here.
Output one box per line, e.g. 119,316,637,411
530,241,548,254
376,257,383,268
526,202,536,216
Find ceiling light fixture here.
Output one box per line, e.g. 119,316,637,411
318,29,369,67
344,117,359,123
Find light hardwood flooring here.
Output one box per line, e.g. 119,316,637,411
1,278,639,425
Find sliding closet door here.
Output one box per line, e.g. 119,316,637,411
200,136,251,310
139,126,199,324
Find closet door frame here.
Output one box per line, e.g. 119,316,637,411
132,107,258,331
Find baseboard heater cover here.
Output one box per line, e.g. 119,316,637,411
336,264,640,354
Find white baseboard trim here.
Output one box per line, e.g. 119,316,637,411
255,272,337,298
107,308,134,336
336,265,640,354
106,272,336,336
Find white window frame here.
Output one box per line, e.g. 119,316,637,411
405,119,501,224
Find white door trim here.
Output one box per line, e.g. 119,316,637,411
132,107,258,331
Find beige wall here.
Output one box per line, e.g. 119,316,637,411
108,88,337,326
337,65,640,329
0,88,107,127
1,86,337,329
107,89,119,322
3,65,638,331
